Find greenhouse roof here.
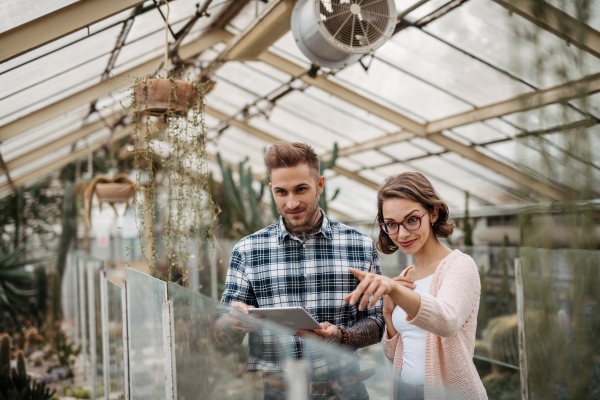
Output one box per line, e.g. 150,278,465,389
1,0,599,221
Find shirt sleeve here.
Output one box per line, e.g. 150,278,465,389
353,246,385,336
216,245,258,319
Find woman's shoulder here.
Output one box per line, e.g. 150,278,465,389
442,249,478,274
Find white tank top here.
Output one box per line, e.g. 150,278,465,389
391,273,434,385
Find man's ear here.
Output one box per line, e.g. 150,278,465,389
317,176,325,196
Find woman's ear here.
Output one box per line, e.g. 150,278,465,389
430,207,439,225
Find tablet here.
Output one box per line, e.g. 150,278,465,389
247,307,322,331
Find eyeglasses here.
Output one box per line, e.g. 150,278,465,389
379,211,428,235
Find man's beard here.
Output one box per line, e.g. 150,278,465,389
280,194,321,233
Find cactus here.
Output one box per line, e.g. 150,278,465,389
487,315,519,374
473,340,492,378
51,270,61,324
318,143,339,215
215,154,269,237
0,333,10,372
16,349,25,376
463,191,473,246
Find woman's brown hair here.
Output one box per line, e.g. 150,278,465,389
376,172,455,254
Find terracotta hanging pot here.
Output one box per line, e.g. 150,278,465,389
84,173,136,228
134,79,198,117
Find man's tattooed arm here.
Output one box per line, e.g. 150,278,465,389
214,315,245,347
345,318,382,349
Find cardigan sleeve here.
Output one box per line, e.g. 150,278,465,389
407,253,480,338
382,327,400,364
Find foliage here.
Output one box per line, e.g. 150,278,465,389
0,247,39,329
129,73,214,286
463,191,473,246
49,325,80,377
0,333,9,371
318,143,340,215
0,335,55,400
212,154,273,239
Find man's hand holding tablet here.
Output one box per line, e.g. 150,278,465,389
229,302,262,334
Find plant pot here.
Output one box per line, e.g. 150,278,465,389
94,183,135,203
134,79,198,117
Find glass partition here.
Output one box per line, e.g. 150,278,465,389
126,268,168,400
521,248,600,400
166,281,396,400
89,259,105,399
106,279,126,399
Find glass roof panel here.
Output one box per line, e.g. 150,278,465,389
425,0,600,88
379,141,429,161
0,0,78,32
0,25,121,101
227,1,271,33
0,54,110,123
215,62,285,98
334,58,472,121
378,28,533,107
270,31,312,67
348,150,393,168
275,91,388,144
450,122,511,145
2,106,90,160
546,0,600,32
501,103,587,131
206,79,259,110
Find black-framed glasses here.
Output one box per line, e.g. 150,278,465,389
379,211,428,234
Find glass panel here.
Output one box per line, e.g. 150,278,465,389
91,260,105,399
521,248,600,399
0,0,79,32
126,267,168,400
107,280,125,399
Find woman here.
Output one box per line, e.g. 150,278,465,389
345,172,487,399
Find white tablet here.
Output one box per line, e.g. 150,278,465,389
247,307,322,331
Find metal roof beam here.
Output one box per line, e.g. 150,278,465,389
426,72,600,133
0,126,133,197
322,131,417,159
205,106,379,191
493,0,600,59
257,50,564,201
0,0,146,64
0,29,230,143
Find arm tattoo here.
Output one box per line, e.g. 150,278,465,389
324,328,343,346
214,316,245,347
345,319,382,349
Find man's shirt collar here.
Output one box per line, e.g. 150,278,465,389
277,209,333,245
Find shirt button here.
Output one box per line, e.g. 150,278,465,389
303,244,306,248
304,273,307,278
304,306,308,310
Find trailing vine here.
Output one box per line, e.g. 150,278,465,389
126,73,214,286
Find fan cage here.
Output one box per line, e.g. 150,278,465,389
314,0,396,54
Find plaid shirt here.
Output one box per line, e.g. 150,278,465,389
219,212,385,374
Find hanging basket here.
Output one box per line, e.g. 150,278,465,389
94,183,135,203
134,79,198,117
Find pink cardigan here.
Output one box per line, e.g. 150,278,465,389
382,249,487,399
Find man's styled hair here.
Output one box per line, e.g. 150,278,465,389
376,172,455,254
264,142,321,178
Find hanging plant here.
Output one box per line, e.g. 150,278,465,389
127,0,214,285
83,173,135,228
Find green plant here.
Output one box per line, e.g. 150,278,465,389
0,247,38,329
49,327,80,377
463,191,473,246
214,154,271,238
16,350,25,376
0,345,55,400
318,142,340,215
0,333,10,371
487,315,519,374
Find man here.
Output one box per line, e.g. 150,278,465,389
214,142,384,398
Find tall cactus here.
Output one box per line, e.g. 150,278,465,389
16,350,26,375
0,333,10,371
216,154,268,237
318,143,340,215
